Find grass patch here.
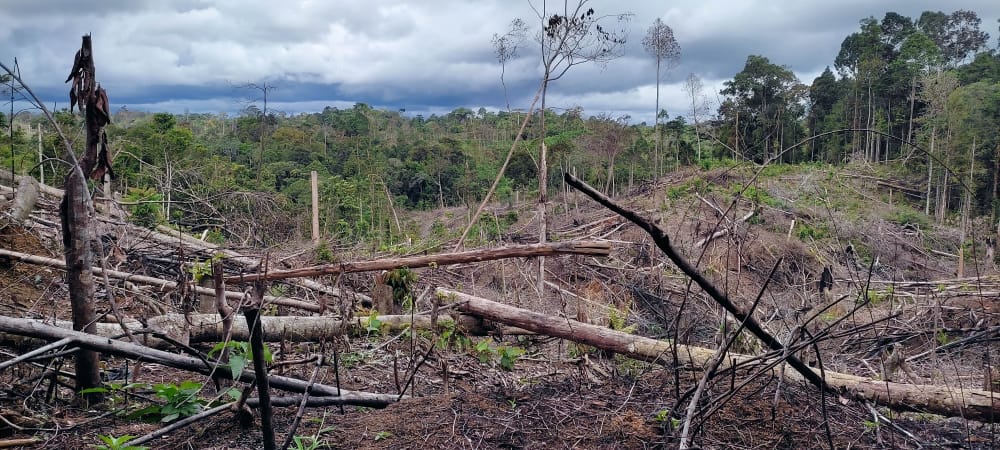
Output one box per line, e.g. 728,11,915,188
887,205,930,229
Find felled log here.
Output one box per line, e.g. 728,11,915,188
227,241,613,283
0,313,495,350
151,224,369,305
0,248,321,312
0,315,400,408
439,288,1000,423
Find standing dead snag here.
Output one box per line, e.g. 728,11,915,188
246,281,276,450
529,1,630,294
62,34,114,402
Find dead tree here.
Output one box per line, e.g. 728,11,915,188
531,1,629,294
63,35,114,402
642,18,681,176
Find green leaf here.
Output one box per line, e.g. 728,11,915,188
229,355,248,378
80,387,109,395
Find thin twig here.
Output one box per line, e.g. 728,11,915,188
0,337,74,372
679,258,779,449
128,402,235,446
279,355,324,450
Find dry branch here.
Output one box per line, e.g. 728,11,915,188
439,288,1000,422
694,209,755,248
0,315,401,407
150,224,369,303
226,241,612,283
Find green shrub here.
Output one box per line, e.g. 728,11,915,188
131,380,206,423
887,206,929,229
123,187,163,228
796,222,828,240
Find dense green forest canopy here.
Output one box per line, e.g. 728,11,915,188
2,9,998,247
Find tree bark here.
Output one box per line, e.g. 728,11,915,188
226,241,611,283
0,313,501,350
439,288,1000,423
244,290,276,450
211,261,234,388
62,35,104,402
0,315,402,408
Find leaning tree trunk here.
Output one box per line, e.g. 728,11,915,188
62,35,114,402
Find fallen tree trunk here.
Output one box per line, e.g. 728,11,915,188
0,313,500,350
439,288,1000,423
0,315,400,408
0,248,321,312
227,241,613,283
151,224,367,305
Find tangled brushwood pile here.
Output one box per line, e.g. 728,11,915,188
1,161,1000,449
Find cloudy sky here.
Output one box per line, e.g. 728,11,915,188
1,0,997,124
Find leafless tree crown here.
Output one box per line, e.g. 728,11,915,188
642,18,681,68
533,1,631,80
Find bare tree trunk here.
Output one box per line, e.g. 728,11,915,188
246,283,276,450
0,315,402,408
537,81,550,296
0,313,503,349
654,57,661,178
926,128,935,215
62,169,100,401
906,77,916,145
212,261,234,388
439,288,1000,423
229,241,610,283
311,170,319,243
62,35,108,403
993,137,1000,225
604,156,614,195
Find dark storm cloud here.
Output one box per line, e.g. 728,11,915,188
0,0,995,124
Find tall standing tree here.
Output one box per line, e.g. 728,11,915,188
918,10,990,66
683,73,707,160
530,0,629,294
237,81,277,183
917,70,958,220
642,18,681,176
492,19,529,112
720,55,805,163
835,17,888,160
807,67,844,161
891,31,942,144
